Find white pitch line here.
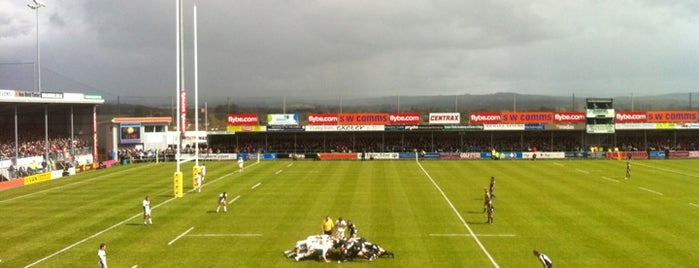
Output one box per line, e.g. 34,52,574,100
552,162,564,167
275,170,283,175
638,187,663,196
600,176,620,183
417,162,499,268
575,169,590,174
429,234,516,237
24,195,180,268
188,234,263,237
131,265,138,268
251,182,261,189
690,203,699,208
227,195,240,204
287,163,293,167
168,227,194,246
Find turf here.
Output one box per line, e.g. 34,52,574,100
1,159,698,267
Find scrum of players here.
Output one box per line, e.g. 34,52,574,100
283,217,395,263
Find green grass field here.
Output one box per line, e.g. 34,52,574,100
1,159,698,267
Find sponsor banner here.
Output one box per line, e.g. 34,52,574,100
234,153,253,160
23,172,52,185
483,124,525,131
305,125,385,132
307,113,339,125
647,111,698,123
384,125,405,131
429,113,460,124
424,152,441,159
338,113,390,125
501,112,553,124
267,114,299,125
0,178,24,190
522,152,565,159
405,125,444,131
183,153,237,160
655,123,677,129
84,94,103,100
63,93,84,101
586,109,615,118
18,91,41,98
120,123,142,144
0,89,18,99
551,123,584,130
226,125,266,132
398,152,417,159
615,111,647,123
649,151,666,159
668,151,690,158
469,112,502,124
41,92,63,99
524,124,545,130
318,153,360,160
51,170,64,179
679,123,699,129
615,123,657,130
689,151,699,158
389,113,421,125
554,112,586,123
586,124,615,134
460,152,482,159
250,153,277,160
227,114,259,126
366,152,400,160
266,125,305,132
444,125,484,131
440,152,461,159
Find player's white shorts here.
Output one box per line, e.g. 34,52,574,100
144,207,151,215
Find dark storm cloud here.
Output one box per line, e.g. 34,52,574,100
1,1,698,102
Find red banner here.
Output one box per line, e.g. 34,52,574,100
501,112,553,124
553,112,586,123
227,114,259,126
389,113,420,125
615,111,647,123
646,111,698,123
338,113,390,125
307,113,338,125
469,112,502,124
180,89,187,133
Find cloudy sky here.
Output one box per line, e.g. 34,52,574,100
1,0,698,102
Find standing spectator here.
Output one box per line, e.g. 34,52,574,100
97,242,107,268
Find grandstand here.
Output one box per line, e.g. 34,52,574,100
0,89,103,182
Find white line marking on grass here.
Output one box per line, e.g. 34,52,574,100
690,203,699,208
416,162,500,268
553,162,564,167
251,182,261,189
0,164,154,202
600,176,620,183
168,227,194,246
188,233,263,237
576,169,590,174
228,195,240,204
638,187,663,196
429,234,516,237
287,163,293,167
275,170,283,175
24,194,180,268
634,162,699,178
131,265,138,268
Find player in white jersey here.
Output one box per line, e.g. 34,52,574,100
237,157,244,172
335,217,348,238
97,242,107,268
195,173,202,193
143,196,153,224
216,192,228,213
534,249,553,268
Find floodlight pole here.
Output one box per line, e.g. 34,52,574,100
194,4,199,166
175,0,181,172
28,1,44,92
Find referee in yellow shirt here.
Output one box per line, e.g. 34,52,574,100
321,216,334,236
